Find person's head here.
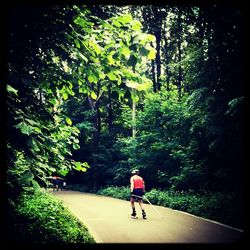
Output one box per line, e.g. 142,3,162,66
131,169,139,175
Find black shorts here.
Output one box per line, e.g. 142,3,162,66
131,188,144,200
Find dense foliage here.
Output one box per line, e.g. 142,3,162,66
6,188,95,244
5,3,246,242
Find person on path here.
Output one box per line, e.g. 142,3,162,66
52,175,60,191
130,169,147,219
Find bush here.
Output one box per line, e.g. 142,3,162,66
97,186,243,229
97,186,131,200
6,188,96,244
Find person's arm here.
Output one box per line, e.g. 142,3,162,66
130,177,134,192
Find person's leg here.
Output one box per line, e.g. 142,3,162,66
130,197,137,217
138,199,147,219
138,199,143,210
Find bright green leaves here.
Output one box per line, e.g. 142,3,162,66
87,68,99,84
74,161,90,172
15,121,34,136
66,117,72,125
74,16,94,30
112,13,133,27
72,143,80,150
126,78,152,92
125,80,138,89
74,39,81,49
131,92,139,103
107,52,115,65
137,80,152,91
78,52,88,63
89,39,102,55
49,98,58,106
59,85,75,101
120,45,131,58
7,84,18,96
117,13,133,25
87,74,99,84
107,71,116,81
131,20,142,31
30,138,40,152
139,45,156,60
135,33,156,45
70,8,157,108
90,91,97,100
52,56,60,64
147,47,157,60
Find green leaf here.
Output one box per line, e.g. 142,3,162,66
49,98,57,105
117,14,133,25
131,20,142,31
33,127,42,133
7,85,18,96
148,48,156,60
31,138,40,152
24,118,37,126
137,78,152,91
74,161,88,172
88,73,99,84
75,39,81,48
51,147,59,154
78,52,88,63
65,86,75,96
107,71,118,81
112,20,122,27
131,93,139,103
120,46,131,58
107,53,115,65
15,121,33,135
58,154,65,160
89,40,101,55
99,71,105,79
62,92,68,100
146,34,156,42
74,17,94,28
66,117,72,125
58,168,69,176
90,91,97,100
126,80,138,89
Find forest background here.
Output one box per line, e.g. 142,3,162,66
2,2,247,243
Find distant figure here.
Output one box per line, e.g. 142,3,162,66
130,169,146,219
52,176,59,191
61,181,67,191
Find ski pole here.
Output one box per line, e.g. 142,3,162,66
131,194,165,219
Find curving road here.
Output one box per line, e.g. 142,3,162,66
52,190,243,244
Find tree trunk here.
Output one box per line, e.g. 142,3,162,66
108,83,113,131
132,92,136,138
177,10,183,99
151,60,157,93
155,29,162,91
87,91,100,192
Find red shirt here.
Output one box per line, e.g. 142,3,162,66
130,175,144,189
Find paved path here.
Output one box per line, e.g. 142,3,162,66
52,190,243,243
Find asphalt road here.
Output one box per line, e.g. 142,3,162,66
52,190,243,244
